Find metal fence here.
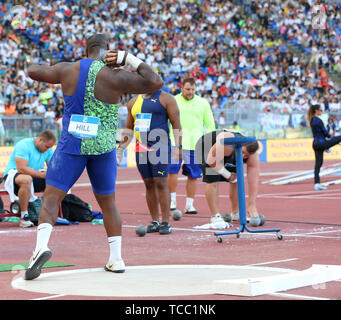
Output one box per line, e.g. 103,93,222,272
0,115,60,145
213,99,341,140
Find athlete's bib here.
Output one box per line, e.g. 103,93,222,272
68,114,100,139
135,113,152,132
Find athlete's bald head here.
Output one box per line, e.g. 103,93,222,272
86,34,108,56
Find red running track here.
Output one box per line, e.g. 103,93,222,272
0,160,340,301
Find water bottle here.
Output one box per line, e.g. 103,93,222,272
91,219,104,225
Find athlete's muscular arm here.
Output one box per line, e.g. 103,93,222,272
28,62,71,84
15,158,45,179
104,50,163,95
161,92,182,147
161,92,182,161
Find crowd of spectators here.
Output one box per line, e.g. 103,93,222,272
257,0,341,75
0,0,340,132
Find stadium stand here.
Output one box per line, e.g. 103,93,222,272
0,0,340,141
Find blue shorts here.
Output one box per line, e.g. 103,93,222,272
46,147,117,195
169,149,203,179
136,148,170,179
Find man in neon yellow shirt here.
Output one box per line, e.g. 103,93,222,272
168,77,215,214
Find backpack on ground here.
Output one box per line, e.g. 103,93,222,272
61,194,93,222
28,198,42,225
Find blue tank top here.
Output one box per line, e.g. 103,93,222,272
131,90,170,150
58,59,120,155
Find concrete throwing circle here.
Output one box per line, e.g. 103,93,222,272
12,264,295,297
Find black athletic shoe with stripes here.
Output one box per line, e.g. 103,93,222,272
146,221,160,233
159,222,172,235
24,247,52,280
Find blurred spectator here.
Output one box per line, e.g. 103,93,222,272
44,106,56,129
326,117,336,137
217,111,226,128
334,114,341,136
231,120,241,131
299,115,309,128
4,100,16,115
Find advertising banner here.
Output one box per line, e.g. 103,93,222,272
267,138,341,162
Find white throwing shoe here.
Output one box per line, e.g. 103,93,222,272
104,259,125,273
185,204,198,214
19,215,34,228
314,184,326,191
170,199,176,211
25,247,52,280
210,213,229,229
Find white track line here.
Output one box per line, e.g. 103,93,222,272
31,294,67,300
258,189,341,197
269,292,330,300
260,195,341,200
247,258,299,266
74,177,187,188
72,170,330,188
123,224,341,239
252,229,341,240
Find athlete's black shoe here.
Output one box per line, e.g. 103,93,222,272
159,222,172,235
25,247,52,280
146,221,160,233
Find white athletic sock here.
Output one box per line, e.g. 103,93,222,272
186,197,194,207
170,192,176,201
108,236,122,263
21,210,28,219
34,223,53,252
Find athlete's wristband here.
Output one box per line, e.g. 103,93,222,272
116,51,126,65
175,144,182,149
126,53,143,70
217,167,231,180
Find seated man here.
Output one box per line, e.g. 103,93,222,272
4,130,56,227
195,129,260,228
